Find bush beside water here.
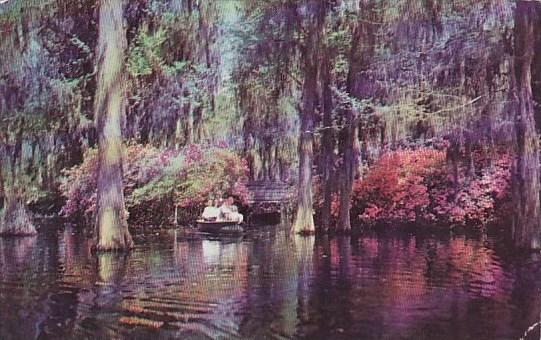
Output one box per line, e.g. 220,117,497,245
61,143,510,230
315,147,511,229
60,143,249,227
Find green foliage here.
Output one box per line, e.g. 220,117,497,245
125,0,223,147
127,26,167,77
129,144,249,209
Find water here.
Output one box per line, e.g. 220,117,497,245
0,224,539,340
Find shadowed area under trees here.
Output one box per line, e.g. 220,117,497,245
0,0,540,250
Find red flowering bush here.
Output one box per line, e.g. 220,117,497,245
350,147,511,229
352,148,445,226
60,143,248,226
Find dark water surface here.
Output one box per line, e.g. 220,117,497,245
0,225,540,340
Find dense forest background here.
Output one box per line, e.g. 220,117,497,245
1,0,541,249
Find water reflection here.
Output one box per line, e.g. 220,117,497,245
0,226,539,340
0,236,41,340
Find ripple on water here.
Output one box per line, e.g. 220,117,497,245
0,229,539,340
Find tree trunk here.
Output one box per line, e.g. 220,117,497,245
337,26,362,233
292,2,322,235
0,141,36,236
465,133,475,178
511,1,541,250
93,0,133,251
337,112,360,233
293,65,317,235
319,49,334,233
0,194,36,236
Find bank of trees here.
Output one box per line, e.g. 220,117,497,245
233,0,541,248
0,0,540,249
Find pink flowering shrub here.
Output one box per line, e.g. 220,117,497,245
349,147,511,228
352,148,445,226
431,153,511,227
129,144,249,223
59,143,163,224
60,143,248,226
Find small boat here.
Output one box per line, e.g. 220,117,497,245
197,220,244,234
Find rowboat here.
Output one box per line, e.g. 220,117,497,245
197,220,244,234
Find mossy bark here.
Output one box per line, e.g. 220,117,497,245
337,116,360,234
511,1,541,250
0,195,37,237
319,48,334,233
292,1,324,236
337,25,362,234
0,140,36,237
93,0,133,251
292,78,316,235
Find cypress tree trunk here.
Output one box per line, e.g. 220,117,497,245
0,194,36,237
292,2,322,235
511,1,541,250
319,49,334,233
337,26,362,233
293,64,317,235
0,141,36,237
93,0,133,251
337,113,360,233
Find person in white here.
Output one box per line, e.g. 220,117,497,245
202,199,219,221
218,198,232,221
226,196,243,224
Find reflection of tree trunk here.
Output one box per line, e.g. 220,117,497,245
90,252,130,337
0,236,37,274
333,237,354,333
97,253,129,284
93,0,133,251
241,230,300,338
337,237,351,282
0,237,39,339
294,235,315,328
95,253,130,307
512,1,541,249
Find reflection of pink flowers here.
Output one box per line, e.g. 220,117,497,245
320,233,509,339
